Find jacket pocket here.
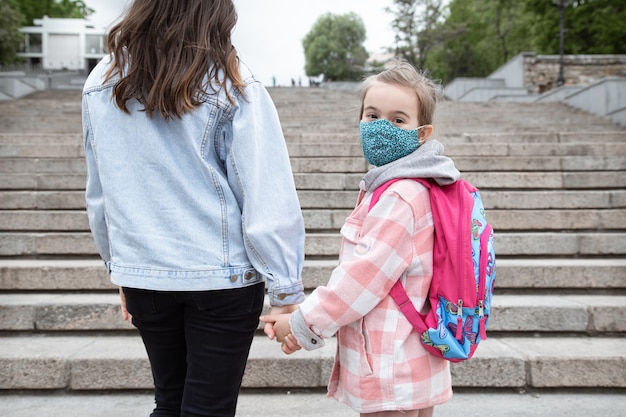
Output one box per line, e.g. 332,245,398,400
339,216,363,259
338,319,374,377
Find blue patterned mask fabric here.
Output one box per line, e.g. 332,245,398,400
360,119,425,166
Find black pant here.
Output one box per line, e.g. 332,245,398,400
123,282,264,417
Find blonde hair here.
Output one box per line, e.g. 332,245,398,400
359,60,440,126
104,0,244,120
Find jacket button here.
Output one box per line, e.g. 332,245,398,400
311,339,317,344
230,274,238,283
244,271,255,280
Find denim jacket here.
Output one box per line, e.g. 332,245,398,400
82,56,305,306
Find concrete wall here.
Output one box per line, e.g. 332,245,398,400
488,52,528,89
443,53,626,126
444,78,505,101
0,72,46,100
562,77,626,127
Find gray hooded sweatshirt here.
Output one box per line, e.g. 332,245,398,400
359,139,461,193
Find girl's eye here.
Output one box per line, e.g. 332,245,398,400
366,114,378,120
393,118,405,124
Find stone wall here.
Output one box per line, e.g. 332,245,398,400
524,53,626,94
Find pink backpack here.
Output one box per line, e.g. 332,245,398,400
369,178,496,362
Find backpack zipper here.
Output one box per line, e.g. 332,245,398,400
456,183,466,341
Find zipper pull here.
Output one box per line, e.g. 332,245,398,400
455,299,463,341
478,300,487,340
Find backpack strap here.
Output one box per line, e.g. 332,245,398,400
368,178,402,211
368,178,431,335
389,280,428,334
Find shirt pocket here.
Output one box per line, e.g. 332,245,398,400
339,215,363,260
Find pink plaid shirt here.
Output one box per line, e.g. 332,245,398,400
292,179,452,413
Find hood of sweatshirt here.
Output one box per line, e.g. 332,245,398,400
359,139,461,193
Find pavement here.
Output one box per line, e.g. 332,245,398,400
1,389,625,416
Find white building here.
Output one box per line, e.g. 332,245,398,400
18,16,107,72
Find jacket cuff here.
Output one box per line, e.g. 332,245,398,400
290,309,325,350
268,282,305,306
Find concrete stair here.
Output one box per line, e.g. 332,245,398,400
0,88,625,398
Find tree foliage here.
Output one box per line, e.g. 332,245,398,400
386,0,451,70
16,0,93,26
524,0,626,54
387,0,626,84
424,0,531,82
0,0,25,65
302,12,369,81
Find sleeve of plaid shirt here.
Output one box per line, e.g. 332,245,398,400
291,186,423,350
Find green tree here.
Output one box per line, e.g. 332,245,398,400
524,0,626,54
17,0,93,26
387,0,450,70
0,0,25,65
422,0,626,83
423,0,532,83
302,12,369,81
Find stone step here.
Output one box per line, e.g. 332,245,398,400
277,116,623,135
1,258,624,292
0,190,86,209
3,154,624,174
302,208,626,231
3,171,625,191
0,334,623,390
288,156,626,173
281,131,626,145
1,231,625,257
2,189,625,210
292,172,626,190
0,391,624,417
285,142,626,157
2,133,624,155
2,208,624,232
304,232,626,257
299,189,626,210
0,132,82,145
0,292,623,334
0,173,86,190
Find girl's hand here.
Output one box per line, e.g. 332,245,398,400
281,333,302,354
118,287,132,322
261,305,298,339
259,313,292,342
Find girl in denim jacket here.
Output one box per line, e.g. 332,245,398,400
261,61,459,417
82,1,304,416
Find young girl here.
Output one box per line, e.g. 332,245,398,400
261,61,460,417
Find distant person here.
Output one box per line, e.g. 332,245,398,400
81,0,305,416
261,61,458,417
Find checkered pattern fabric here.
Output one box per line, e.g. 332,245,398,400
294,179,452,413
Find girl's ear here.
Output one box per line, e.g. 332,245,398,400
419,125,434,143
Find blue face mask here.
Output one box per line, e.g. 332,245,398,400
360,119,425,167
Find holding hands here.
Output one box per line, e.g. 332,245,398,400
260,307,302,354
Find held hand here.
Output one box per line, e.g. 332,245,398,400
259,313,292,342
281,333,302,355
118,287,132,322
261,305,298,340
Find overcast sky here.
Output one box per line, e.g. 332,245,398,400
83,0,396,86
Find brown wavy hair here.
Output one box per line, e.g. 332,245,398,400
104,0,245,120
